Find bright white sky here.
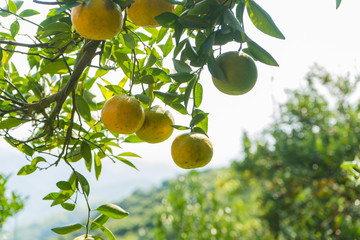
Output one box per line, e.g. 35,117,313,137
2,0,360,234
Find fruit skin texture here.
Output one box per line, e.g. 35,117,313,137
212,52,257,95
101,95,145,134
136,106,175,144
71,0,123,40
171,133,213,169
127,0,174,27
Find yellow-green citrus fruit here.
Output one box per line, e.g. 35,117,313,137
127,0,174,27
171,133,213,169
71,0,123,40
212,52,257,95
101,95,145,134
136,106,175,143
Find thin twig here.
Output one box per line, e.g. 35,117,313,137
0,40,50,48
0,8,43,29
33,0,65,5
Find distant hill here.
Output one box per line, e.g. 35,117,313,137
14,167,227,240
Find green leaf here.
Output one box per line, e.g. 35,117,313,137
236,0,246,22
43,192,61,201
39,22,71,37
170,103,187,114
51,194,71,207
51,223,83,235
178,15,211,29
173,59,192,73
14,0,24,10
114,156,139,170
90,214,109,230
17,165,36,175
174,23,185,44
97,203,129,219
81,141,92,171
174,39,186,58
61,202,76,211
56,181,72,191
76,94,92,122
184,76,196,109
104,84,126,95
10,21,20,37
155,12,178,28
94,154,102,180
245,0,285,39
162,34,174,57
171,125,190,130
19,9,40,17
190,112,209,127
243,40,279,66
192,126,207,135
17,143,34,156
139,75,154,84
91,222,116,240
0,118,24,129
197,32,215,59
157,27,168,43
118,152,141,158
124,134,144,143
123,34,136,49
168,72,195,83
135,94,153,104
194,83,203,108
76,172,90,196
40,61,68,75
8,0,17,13
145,52,157,68
223,8,243,33
31,157,46,167
196,113,208,133
336,0,342,9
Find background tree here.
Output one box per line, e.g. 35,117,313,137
0,174,24,230
233,65,360,239
0,0,288,238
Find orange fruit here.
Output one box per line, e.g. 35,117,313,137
171,133,213,169
71,0,123,40
136,106,174,143
211,52,257,95
127,0,174,27
101,95,145,134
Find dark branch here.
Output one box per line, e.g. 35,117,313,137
33,0,66,5
0,40,50,48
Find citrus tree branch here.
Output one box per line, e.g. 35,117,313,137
0,8,43,29
33,0,65,5
0,40,50,48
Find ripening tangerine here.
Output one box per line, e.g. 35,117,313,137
136,106,175,143
211,52,258,95
71,0,123,40
171,133,213,169
127,0,174,27
101,95,145,134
